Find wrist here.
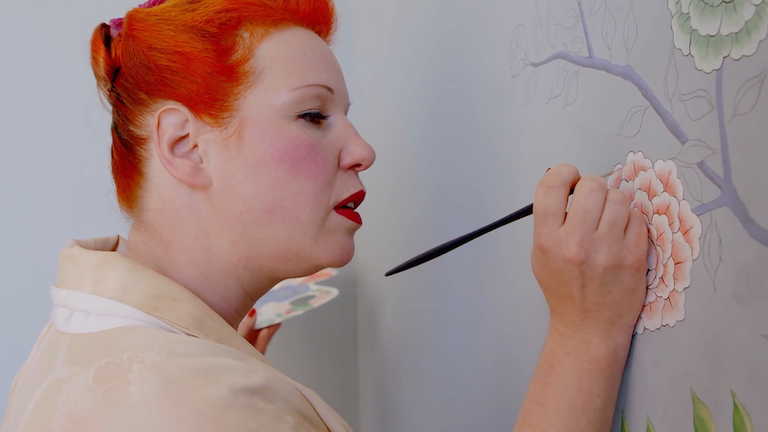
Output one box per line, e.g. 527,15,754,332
546,319,633,363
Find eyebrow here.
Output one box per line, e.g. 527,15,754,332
292,84,335,95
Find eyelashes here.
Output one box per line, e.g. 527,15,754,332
297,111,329,125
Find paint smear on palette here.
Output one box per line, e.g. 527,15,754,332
253,268,339,329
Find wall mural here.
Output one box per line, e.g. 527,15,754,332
508,0,766,429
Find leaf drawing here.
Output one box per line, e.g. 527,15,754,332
547,68,569,103
525,70,539,104
664,47,679,104
621,411,630,432
602,5,617,57
703,216,723,288
508,25,529,78
534,3,545,55
731,70,768,121
564,36,586,54
556,8,581,29
691,389,716,432
546,1,556,48
617,105,649,138
589,0,604,17
675,139,717,165
678,164,704,204
563,71,580,109
731,390,754,432
646,417,657,432
680,89,715,121
623,0,638,60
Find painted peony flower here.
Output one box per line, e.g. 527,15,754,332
668,0,768,73
608,152,703,334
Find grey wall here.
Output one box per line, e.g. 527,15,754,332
0,1,360,428
344,0,768,431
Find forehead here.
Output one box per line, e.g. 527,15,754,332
252,27,347,96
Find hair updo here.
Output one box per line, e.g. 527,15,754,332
90,0,336,216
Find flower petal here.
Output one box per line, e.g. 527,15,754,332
607,164,625,189
730,2,768,60
631,189,654,221
679,200,703,259
634,170,665,201
690,30,732,73
653,192,682,232
622,152,654,181
652,214,675,263
689,0,726,36
672,9,695,55
641,297,665,331
671,232,694,291
653,160,685,201
655,255,677,299
662,290,687,327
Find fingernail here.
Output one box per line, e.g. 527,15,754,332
247,308,256,318
546,167,551,172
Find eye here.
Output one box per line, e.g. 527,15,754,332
298,111,329,125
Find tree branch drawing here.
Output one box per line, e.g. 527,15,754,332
509,0,768,249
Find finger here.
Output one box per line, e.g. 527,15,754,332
626,208,648,250
596,188,631,237
238,308,261,346
255,324,281,355
564,175,608,233
533,164,581,235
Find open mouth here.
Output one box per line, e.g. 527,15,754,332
334,190,366,225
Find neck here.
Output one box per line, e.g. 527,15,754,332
119,220,279,329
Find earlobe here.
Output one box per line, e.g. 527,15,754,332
154,105,212,189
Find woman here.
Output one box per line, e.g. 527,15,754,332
1,0,647,430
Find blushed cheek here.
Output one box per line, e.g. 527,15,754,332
265,134,337,215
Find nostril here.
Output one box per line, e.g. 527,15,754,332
349,163,363,171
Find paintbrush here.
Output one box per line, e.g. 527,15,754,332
384,169,619,277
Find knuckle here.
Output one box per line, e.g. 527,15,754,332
606,188,631,206
578,175,607,193
562,241,589,266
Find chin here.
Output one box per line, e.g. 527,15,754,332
322,238,356,269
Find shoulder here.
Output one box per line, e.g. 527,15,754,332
58,327,331,431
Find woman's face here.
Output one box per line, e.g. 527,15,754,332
207,27,375,278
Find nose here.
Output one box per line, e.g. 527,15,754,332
340,121,376,172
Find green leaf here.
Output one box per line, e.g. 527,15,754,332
646,416,657,432
691,389,716,432
732,390,754,432
621,411,631,432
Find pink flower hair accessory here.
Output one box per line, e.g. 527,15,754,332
109,0,168,39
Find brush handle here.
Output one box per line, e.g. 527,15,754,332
384,203,534,277
384,169,619,277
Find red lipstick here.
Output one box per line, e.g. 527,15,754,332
334,190,366,225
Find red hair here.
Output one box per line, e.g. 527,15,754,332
90,0,336,216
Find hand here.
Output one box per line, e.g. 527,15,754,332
531,164,648,340
238,308,282,355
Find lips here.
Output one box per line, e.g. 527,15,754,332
334,190,366,225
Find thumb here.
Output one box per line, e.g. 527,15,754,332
238,308,260,345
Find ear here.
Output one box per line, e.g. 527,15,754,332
152,105,212,189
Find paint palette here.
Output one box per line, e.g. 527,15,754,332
253,268,340,329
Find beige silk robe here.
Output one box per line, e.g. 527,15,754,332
2,236,352,432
